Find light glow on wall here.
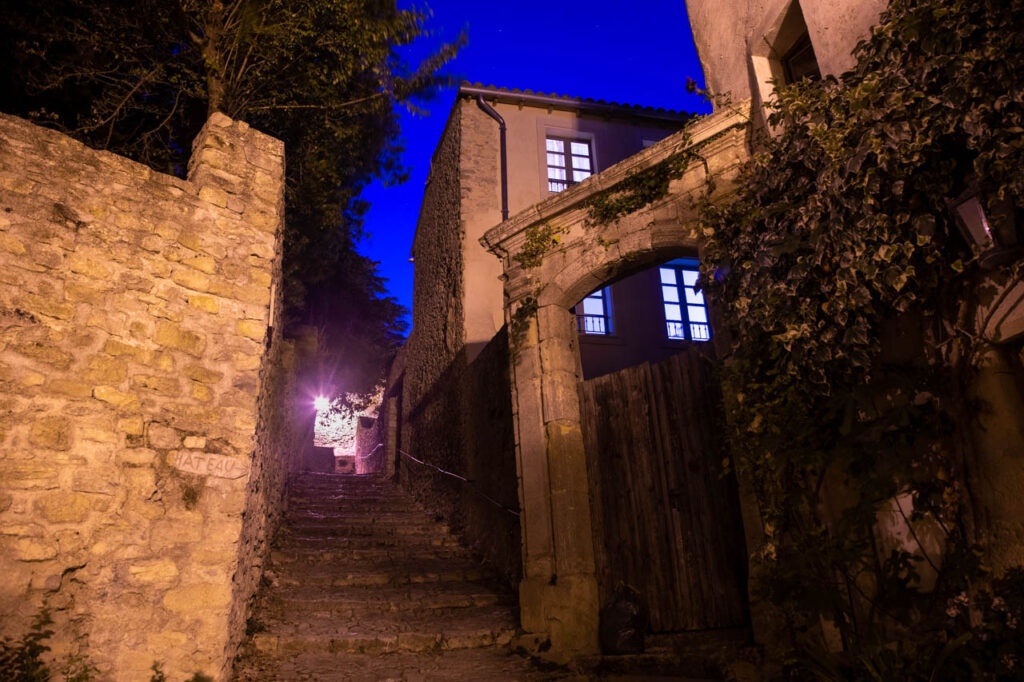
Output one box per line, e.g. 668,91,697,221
313,388,383,457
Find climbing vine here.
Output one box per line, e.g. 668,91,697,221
514,222,567,269
695,0,1024,677
584,144,694,226
508,290,541,359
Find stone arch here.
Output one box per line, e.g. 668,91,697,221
479,103,752,659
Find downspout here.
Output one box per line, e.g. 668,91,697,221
476,95,509,222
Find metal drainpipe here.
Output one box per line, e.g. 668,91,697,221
476,95,509,222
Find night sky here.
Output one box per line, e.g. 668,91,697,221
359,0,712,328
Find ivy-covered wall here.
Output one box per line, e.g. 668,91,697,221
692,0,1024,676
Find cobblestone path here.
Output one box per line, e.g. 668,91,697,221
234,473,561,681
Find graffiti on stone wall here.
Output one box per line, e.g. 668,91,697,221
173,451,249,479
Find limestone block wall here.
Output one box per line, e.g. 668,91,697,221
401,103,468,559
396,100,521,587
0,112,288,680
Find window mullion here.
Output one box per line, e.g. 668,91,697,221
675,267,692,340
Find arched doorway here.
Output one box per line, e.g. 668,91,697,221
478,101,756,659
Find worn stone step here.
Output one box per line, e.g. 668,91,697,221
249,607,517,656
234,647,564,681
284,523,452,540
283,512,444,526
270,545,473,565
261,583,510,615
269,564,487,588
276,534,461,551
284,497,423,507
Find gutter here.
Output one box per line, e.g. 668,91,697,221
475,95,509,222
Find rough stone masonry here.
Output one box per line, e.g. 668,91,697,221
0,111,302,680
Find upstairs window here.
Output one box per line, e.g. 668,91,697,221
576,287,612,335
547,137,593,193
659,261,711,341
782,32,821,84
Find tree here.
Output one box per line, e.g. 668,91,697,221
0,0,462,398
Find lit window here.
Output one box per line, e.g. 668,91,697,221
547,137,593,193
575,287,612,335
659,260,711,341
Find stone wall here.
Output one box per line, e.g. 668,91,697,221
396,104,521,587
0,112,292,680
354,416,382,475
459,328,521,588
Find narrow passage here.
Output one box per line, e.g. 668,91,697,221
233,473,558,681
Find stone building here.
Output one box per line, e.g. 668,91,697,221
386,81,753,662
386,0,1024,667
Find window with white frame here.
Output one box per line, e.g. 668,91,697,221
659,260,711,341
575,287,612,335
546,137,593,193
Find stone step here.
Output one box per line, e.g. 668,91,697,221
249,606,517,656
234,647,563,681
283,523,452,540
284,497,423,507
268,563,487,588
270,545,473,565
275,534,461,551
283,512,444,526
261,583,511,615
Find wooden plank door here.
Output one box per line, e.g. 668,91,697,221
578,350,748,632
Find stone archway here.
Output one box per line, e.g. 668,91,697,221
480,103,753,658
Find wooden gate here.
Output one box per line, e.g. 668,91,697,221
578,350,748,632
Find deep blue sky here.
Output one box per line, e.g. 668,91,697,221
359,1,711,328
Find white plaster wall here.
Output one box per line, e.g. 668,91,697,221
685,0,889,105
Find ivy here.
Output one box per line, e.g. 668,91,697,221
584,146,693,226
508,291,541,359
514,222,567,269
695,0,1024,676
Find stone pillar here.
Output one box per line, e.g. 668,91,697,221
511,303,599,660
968,344,1024,575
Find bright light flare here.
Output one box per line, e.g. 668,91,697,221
314,396,330,412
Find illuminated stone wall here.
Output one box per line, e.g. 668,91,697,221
0,112,296,680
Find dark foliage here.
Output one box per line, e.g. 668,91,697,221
0,0,464,397
695,0,1024,677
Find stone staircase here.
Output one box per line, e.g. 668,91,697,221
233,473,560,681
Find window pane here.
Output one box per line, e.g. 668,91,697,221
549,181,566,192
666,321,685,339
682,269,699,287
548,167,566,181
684,287,704,305
664,303,682,321
573,170,592,182
546,139,564,152
583,296,604,316
547,152,565,167
570,141,589,155
688,305,707,323
571,156,591,171
661,285,679,303
690,323,711,341
659,268,676,285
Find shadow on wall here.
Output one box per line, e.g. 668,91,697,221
398,328,522,590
